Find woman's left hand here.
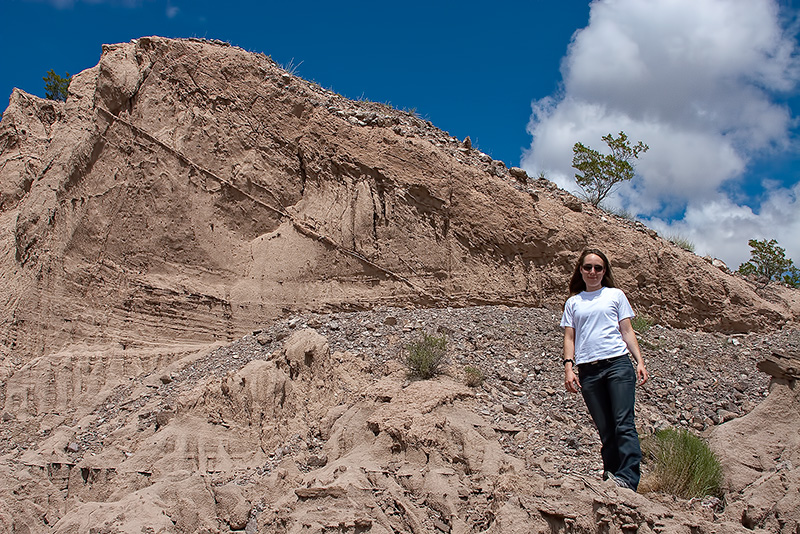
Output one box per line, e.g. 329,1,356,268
636,361,649,386
619,318,649,386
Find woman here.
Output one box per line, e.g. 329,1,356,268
561,249,649,491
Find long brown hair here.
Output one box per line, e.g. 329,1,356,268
568,249,617,295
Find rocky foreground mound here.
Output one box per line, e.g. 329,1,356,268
0,306,798,533
1,37,800,533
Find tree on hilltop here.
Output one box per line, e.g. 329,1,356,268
572,131,649,207
43,70,71,102
738,238,799,288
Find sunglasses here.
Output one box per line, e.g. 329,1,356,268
581,264,605,273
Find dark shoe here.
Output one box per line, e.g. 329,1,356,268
607,472,633,490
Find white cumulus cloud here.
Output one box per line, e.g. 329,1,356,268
523,0,800,267
648,181,800,268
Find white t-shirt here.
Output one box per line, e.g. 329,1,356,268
560,286,634,365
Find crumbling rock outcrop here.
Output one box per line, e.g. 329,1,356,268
0,90,63,212
710,350,800,533
0,37,797,369
4,326,785,533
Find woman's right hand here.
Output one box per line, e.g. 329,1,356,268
565,366,581,393
562,327,579,393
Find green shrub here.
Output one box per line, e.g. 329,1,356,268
406,107,420,119
43,69,71,102
600,203,636,221
631,314,654,334
572,131,649,207
405,332,447,379
665,234,695,252
280,57,303,76
464,365,484,387
738,238,799,287
641,428,722,498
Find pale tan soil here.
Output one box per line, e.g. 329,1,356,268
0,311,797,533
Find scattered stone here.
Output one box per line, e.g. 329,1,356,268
563,197,583,212
307,454,328,467
295,486,347,499
509,167,528,183
433,518,449,532
155,410,173,428
256,333,273,345
757,352,800,380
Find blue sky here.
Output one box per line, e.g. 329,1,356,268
1,0,589,166
2,0,799,269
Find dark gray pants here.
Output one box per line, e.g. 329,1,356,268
579,355,642,490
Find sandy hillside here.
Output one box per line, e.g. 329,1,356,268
0,37,799,533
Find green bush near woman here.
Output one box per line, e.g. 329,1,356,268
641,428,723,498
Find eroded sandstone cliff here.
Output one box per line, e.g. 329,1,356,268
1,37,797,368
